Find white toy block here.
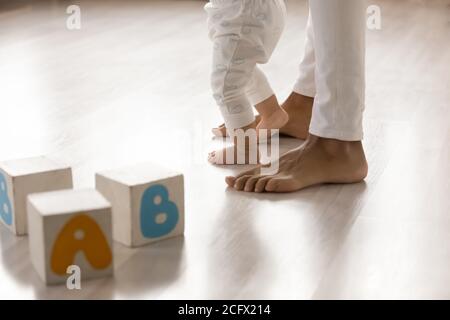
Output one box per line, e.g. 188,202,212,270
27,189,113,285
95,162,184,247
0,156,73,235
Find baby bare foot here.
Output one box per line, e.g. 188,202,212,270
209,95,288,165
208,122,260,165
212,115,261,138
255,95,288,141
256,107,288,141
211,93,311,140
211,124,227,138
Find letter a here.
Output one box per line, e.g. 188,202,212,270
367,5,382,30
66,265,81,290
51,214,112,275
66,5,81,30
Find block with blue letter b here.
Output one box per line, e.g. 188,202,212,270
0,156,73,235
95,162,184,247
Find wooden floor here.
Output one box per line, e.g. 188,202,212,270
0,0,449,299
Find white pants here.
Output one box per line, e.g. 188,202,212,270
205,0,287,130
294,0,366,141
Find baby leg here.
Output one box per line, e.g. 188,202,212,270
247,67,288,139
206,0,286,163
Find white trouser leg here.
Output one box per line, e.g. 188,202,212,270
307,0,366,141
246,67,275,106
293,11,316,97
205,0,286,130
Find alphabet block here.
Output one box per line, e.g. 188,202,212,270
95,162,184,247
27,189,113,285
0,156,73,235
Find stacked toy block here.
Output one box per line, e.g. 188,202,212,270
28,189,113,285
95,162,184,247
0,156,185,286
0,156,73,235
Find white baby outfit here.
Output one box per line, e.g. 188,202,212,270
205,0,287,130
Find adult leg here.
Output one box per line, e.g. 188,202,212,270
280,11,316,140
227,0,368,192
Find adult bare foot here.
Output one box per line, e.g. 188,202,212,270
279,92,314,140
225,134,368,192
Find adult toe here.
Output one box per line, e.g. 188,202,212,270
225,166,261,187
233,175,253,190
244,176,261,192
254,176,272,193
265,176,299,193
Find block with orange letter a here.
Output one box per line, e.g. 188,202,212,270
27,189,113,285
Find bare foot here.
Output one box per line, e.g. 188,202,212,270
209,95,288,165
279,92,314,140
208,121,260,165
211,115,261,138
254,95,288,141
211,124,227,138
225,134,368,192
211,92,313,139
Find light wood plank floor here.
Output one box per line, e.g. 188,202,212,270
0,0,449,299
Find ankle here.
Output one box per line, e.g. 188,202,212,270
229,121,257,141
254,95,281,118
283,92,314,111
307,134,361,157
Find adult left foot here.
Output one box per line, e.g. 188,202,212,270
225,134,368,192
